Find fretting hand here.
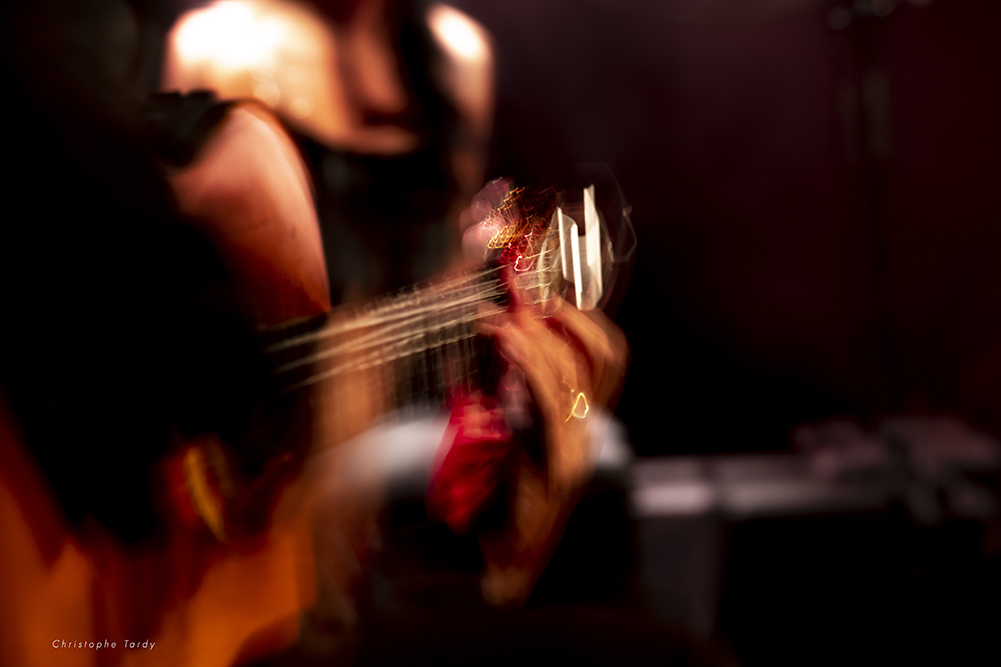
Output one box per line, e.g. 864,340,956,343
476,277,629,606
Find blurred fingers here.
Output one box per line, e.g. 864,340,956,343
551,300,628,408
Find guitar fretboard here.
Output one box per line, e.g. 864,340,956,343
259,262,544,420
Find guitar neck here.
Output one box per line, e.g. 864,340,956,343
260,264,510,422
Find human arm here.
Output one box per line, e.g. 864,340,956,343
477,294,629,607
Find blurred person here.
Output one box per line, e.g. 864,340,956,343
0,1,728,666
148,1,737,666
0,2,643,667
157,0,634,637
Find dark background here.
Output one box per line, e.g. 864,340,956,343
431,7,1001,661
448,0,1001,456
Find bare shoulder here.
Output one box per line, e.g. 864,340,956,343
177,101,307,192
426,3,495,134
168,100,330,324
168,100,313,229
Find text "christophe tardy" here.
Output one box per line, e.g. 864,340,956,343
52,640,156,651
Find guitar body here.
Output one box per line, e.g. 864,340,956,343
0,102,340,667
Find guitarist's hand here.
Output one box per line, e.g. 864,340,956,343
478,285,628,607
493,294,628,488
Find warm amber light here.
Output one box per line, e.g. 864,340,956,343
173,1,287,72
428,4,489,65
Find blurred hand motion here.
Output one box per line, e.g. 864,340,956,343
426,182,630,606
476,292,629,606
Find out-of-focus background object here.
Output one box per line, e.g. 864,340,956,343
631,416,1001,665
436,0,1001,664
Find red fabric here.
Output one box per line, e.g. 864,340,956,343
427,392,514,535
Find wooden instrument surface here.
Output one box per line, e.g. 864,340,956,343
0,103,326,667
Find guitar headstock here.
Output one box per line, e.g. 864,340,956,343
471,169,633,315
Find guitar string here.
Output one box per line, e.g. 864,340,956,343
260,264,505,353
272,290,505,377
279,308,492,397
262,241,560,354
270,263,564,388
263,231,566,399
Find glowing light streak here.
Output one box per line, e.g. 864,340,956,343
582,184,603,309
569,214,584,310
565,391,590,421
513,254,535,272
